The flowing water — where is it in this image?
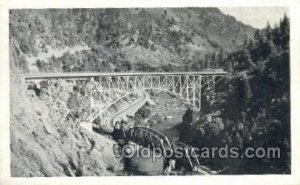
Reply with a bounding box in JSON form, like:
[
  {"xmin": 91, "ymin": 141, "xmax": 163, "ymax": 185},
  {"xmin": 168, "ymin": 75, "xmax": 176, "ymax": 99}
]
[{"xmin": 125, "ymin": 122, "xmax": 181, "ymax": 175}]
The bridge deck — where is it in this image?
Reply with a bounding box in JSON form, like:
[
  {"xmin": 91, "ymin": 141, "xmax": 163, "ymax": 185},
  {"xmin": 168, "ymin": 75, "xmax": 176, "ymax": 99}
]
[{"xmin": 14, "ymin": 71, "xmax": 227, "ymax": 80}]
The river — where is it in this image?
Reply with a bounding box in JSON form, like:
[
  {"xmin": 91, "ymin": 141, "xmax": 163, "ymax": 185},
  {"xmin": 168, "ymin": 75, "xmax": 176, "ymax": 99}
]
[{"xmin": 124, "ymin": 122, "xmax": 181, "ymax": 175}]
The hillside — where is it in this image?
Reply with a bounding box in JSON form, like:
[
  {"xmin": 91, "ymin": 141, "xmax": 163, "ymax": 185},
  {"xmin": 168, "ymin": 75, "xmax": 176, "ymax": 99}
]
[
  {"xmin": 9, "ymin": 8, "xmax": 255, "ymax": 73},
  {"xmin": 178, "ymin": 15, "xmax": 290, "ymax": 174},
  {"xmin": 9, "ymin": 8, "xmax": 260, "ymax": 176},
  {"xmin": 10, "ymin": 78, "xmax": 125, "ymax": 176}
]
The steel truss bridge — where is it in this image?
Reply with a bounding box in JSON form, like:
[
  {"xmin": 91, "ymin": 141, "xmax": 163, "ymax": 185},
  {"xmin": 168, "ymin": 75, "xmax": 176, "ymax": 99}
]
[
  {"xmin": 20, "ymin": 71, "xmax": 226, "ymax": 175},
  {"xmin": 117, "ymin": 125, "xmax": 204, "ymax": 173},
  {"xmin": 125, "ymin": 127, "xmax": 210, "ymax": 174},
  {"xmin": 20, "ymin": 71, "xmax": 227, "ymax": 113},
  {"xmin": 128, "ymin": 127, "xmax": 202, "ymax": 169},
  {"xmin": 129, "ymin": 126, "xmax": 171, "ymax": 151}
]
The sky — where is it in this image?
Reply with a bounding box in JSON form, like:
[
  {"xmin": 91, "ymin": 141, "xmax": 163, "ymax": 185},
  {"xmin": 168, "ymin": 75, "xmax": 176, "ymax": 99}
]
[{"xmin": 219, "ymin": 7, "xmax": 288, "ymax": 29}]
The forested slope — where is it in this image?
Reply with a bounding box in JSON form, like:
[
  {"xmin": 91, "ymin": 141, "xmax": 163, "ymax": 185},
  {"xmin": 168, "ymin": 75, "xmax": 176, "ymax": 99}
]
[
  {"xmin": 10, "ymin": 8, "xmax": 255, "ymax": 73},
  {"xmin": 180, "ymin": 15, "xmax": 290, "ymax": 174}
]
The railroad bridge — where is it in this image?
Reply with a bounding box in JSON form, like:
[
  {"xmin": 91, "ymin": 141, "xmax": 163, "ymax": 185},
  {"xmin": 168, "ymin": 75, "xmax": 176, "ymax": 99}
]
[
  {"xmin": 121, "ymin": 126, "xmax": 212, "ymax": 174},
  {"xmin": 19, "ymin": 71, "xmax": 226, "ymax": 175},
  {"xmin": 129, "ymin": 126, "xmax": 172, "ymax": 150},
  {"xmin": 114, "ymin": 124, "xmax": 207, "ymax": 174},
  {"xmin": 20, "ymin": 71, "xmax": 227, "ymax": 119}
]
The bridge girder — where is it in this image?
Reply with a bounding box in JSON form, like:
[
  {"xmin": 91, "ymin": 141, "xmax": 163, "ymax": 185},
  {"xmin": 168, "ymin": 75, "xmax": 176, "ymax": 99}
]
[
  {"xmin": 24, "ymin": 72, "xmax": 227, "ymax": 122},
  {"xmin": 89, "ymin": 74, "xmax": 224, "ymax": 112},
  {"xmin": 130, "ymin": 126, "xmax": 171, "ymax": 151}
]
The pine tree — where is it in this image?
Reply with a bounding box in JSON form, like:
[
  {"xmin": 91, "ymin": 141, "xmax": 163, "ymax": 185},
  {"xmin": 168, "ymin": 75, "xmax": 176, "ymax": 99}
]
[
  {"xmin": 280, "ymin": 13, "xmax": 289, "ymax": 50},
  {"xmin": 265, "ymin": 21, "xmax": 272, "ymax": 40}
]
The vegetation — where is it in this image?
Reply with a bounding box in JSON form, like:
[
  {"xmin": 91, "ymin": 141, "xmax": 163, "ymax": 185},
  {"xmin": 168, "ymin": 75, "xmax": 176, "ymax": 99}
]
[
  {"xmin": 9, "ymin": 8, "xmax": 255, "ymax": 74},
  {"xmin": 9, "ymin": 8, "xmax": 290, "ymax": 175},
  {"xmin": 180, "ymin": 14, "xmax": 290, "ymax": 174}
]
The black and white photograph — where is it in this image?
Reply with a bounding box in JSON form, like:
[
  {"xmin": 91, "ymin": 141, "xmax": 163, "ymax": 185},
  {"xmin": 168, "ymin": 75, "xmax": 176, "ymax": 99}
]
[
  {"xmin": 8, "ymin": 7, "xmax": 291, "ymax": 176},
  {"xmin": 1, "ymin": 1, "xmax": 300, "ymax": 184}
]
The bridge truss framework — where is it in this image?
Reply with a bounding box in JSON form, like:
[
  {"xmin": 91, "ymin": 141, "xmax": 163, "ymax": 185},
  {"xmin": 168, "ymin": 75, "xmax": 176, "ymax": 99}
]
[
  {"xmin": 89, "ymin": 74, "xmax": 220, "ymax": 111},
  {"xmin": 21, "ymin": 71, "xmax": 227, "ymax": 121}
]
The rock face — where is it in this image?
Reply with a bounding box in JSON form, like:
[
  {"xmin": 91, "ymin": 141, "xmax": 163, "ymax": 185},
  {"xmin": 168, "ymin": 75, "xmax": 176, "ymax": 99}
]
[
  {"xmin": 10, "ymin": 79, "xmax": 124, "ymax": 176},
  {"xmin": 9, "ymin": 8, "xmax": 272, "ymax": 176}
]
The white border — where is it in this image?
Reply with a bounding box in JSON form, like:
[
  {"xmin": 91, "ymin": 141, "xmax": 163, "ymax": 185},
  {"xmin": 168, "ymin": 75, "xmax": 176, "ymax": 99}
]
[{"xmin": 1, "ymin": 0, "xmax": 300, "ymax": 185}]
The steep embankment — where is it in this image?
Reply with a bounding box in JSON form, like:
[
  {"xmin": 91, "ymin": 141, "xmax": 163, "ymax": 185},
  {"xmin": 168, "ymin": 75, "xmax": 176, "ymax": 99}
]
[
  {"xmin": 8, "ymin": 8, "xmax": 257, "ymax": 176},
  {"xmin": 10, "ymin": 78, "xmax": 124, "ymax": 176},
  {"xmin": 132, "ymin": 91, "xmax": 189, "ymax": 142},
  {"xmin": 111, "ymin": 91, "xmax": 151, "ymax": 124}
]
